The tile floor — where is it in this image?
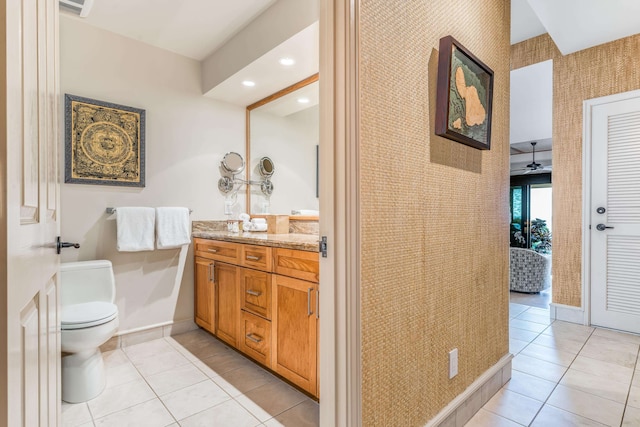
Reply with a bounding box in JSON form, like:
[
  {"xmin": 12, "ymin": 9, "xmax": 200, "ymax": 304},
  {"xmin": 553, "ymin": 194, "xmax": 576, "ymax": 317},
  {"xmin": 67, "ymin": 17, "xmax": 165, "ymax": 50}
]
[
  {"xmin": 62, "ymin": 329, "xmax": 319, "ymax": 427},
  {"xmin": 466, "ymin": 303, "xmax": 640, "ymax": 426},
  {"xmin": 63, "ymin": 304, "xmax": 640, "ymax": 427}
]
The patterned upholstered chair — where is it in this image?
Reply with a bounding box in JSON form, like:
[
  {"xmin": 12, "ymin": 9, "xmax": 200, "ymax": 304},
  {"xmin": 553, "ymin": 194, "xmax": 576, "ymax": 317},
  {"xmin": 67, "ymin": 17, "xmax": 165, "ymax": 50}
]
[{"xmin": 509, "ymin": 248, "xmax": 551, "ymax": 293}]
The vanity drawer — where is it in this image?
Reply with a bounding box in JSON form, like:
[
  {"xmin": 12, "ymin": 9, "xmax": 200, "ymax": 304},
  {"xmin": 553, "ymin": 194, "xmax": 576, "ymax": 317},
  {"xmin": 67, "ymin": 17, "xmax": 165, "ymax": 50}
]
[
  {"xmin": 273, "ymin": 248, "xmax": 319, "ymax": 283},
  {"xmin": 239, "ymin": 311, "xmax": 271, "ymax": 368},
  {"xmin": 194, "ymin": 239, "xmax": 241, "ymax": 263},
  {"xmin": 241, "ymin": 244, "xmax": 272, "ymax": 272},
  {"xmin": 240, "ymin": 268, "xmax": 272, "ymax": 320}
]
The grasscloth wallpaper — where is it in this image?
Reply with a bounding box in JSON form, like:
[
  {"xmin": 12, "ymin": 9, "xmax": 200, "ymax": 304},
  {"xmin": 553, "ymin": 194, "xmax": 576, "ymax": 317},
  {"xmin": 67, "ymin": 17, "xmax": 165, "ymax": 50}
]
[
  {"xmin": 358, "ymin": 1, "xmax": 510, "ymax": 424},
  {"xmin": 512, "ymin": 34, "xmax": 640, "ymax": 307}
]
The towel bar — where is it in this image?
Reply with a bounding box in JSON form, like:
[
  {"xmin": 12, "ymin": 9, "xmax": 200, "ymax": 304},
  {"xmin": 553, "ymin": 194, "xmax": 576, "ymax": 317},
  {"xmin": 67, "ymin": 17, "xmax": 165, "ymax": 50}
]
[{"xmin": 106, "ymin": 207, "xmax": 193, "ymax": 214}]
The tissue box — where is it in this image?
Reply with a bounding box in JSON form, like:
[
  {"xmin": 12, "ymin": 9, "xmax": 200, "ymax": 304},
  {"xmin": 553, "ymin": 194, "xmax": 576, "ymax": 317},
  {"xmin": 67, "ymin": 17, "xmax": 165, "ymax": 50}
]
[{"xmin": 266, "ymin": 215, "xmax": 289, "ymax": 234}]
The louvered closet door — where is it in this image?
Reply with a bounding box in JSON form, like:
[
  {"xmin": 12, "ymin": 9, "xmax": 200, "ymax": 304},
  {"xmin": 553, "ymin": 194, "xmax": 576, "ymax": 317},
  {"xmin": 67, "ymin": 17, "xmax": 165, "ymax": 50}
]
[{"xmin": 591, "ymin": 95, "xmax": 640, "ymax": 334}]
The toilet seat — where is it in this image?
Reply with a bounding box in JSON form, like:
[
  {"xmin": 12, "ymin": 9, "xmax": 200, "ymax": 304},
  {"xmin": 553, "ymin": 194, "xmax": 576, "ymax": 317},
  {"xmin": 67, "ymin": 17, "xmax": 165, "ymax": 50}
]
[{"xmin": 62, "ymin": 302, "xmax": 118, "ymax": 330}]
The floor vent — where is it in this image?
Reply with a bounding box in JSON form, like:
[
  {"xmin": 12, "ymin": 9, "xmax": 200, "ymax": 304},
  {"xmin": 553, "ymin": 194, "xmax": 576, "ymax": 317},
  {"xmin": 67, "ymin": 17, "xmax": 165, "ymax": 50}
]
[{"xmin": 59, "ymin": 0, "xmax": 94, "ymax": 18}]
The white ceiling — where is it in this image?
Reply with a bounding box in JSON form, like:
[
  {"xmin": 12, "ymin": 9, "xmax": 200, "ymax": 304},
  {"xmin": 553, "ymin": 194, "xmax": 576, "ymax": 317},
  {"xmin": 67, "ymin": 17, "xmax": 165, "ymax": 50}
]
[
  {"xmin": 512, "ymin": 0, "xmax": 640, "ymax": 54},
  {"xmin": 61, "ymin": 0, "xmax": 277, "ymax": 60},
  {"xmin": 204, "ymin": 22, "xmax": 319, "ymax": 106}
]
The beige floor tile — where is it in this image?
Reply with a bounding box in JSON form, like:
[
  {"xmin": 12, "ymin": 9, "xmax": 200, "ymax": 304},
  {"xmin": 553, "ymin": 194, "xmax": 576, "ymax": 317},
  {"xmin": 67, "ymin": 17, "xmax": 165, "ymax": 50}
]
[
  {"xmin": 570, "ymin": 356, "xmax": 634, "ymax": 385},
  {"xmin": 623, "ymin": 406, "xmax": 640, "ymax": 426},
  {"xmin": 104, "ymin": 361, "xmax": 142, "ymax": 389},
  {"xmin": 170, "ymin": 330, "xmax": 229, "ymax": 360},
  {"xmin": 628, "ymin": 386, "xmax": 640, "ymax": 409},
  {"xmin": 509, "ymin": 327, "xmax": 540, "ymax": 343},
  {"xmin": 235, "ymin": 381, "xmax": 307, "ymax": 422},
  {"xmin": 512, "ymin": 354, "xmax": 567, "ymax": 382},
  {"xmin": 263, "ymin": 400, "xmax": 319, "ymax": 427},
  {"xmin": 509, "ymin": 338, "xmax": 528, "ymax": 355},
  {"xmin": 542, "ymin": 322, "xmax": 594, "ymax": 341},
  {"xmin": 87, "ymin": 378, "xmax": 155, "ymax": 419},
  {"xmin": 510, "ymin": 319, "xmax": 548, "ymax": 333},
  {"xmin": 503, "ymin": 370, "xmax": 557, "ymax": 402},
  {"xmin": 532, "ymin": 333, "xmax": 586, "ymax": 354},
  {"xmin": 531, "ymin": 404, "xmax": 607, "ymax": 427},
  {"xmin": 464, "ymin": 409, "xmax": 522, "ymax": 427},
  {"xmin": 93, "ymin": 399, "xmax": 174, "ymax": 427},
  {"xmin": 516, "ymin": 311, "xmax": 552, "ymax": 325},
  {"xmin": 101, "ymin": 349, "xmax": 130, "ymax": 367},
  {"xmin": 520, "ymin": 343, "xmax": 576, "ymax": 367},
  {"xmin": 580, "ymin": 336, "xmax": 638, "ymax": 368},
  {"xmin": 131, "ymin": 348, "xmax": 191, "ymax": 377},
  {"xmin": 211, "ymin": 363, "xmax": 276, "ymax": 397},
  {"xmin": 199, "ymin": 349, "xmax": 254, "ymax": 376},
  {"xmin": 526, "ymin": 307, "xmax": 551, "ymax": 316},
  {"xmin": 178, "ymin": 399, "xmax": 261, "ymax": 427},
  {"xmin": 77, "ymin": 423, "xmax": 94, "ymax": 427},
  {"xmin": 547, "ymin": 385, "xmax": 625, "ymax": 426},
  {"xmin": 592, "ymin": 328, "xmax": 640, "ymax": 345},
  {"xmin": 483, "ymin": 388, "xmax": 543, "ymax": 425},
  {"xmin": 634, "ymin": 371, "xmax": 640, "ymax": 388},
  {"xmin": 145, "ymin": 363, "xmax": 208, "ymax": 396},
  {"xmin": 122, "ymin": 338, "xmax": 176, "ymax": 363},
  {"xmin": 160, "ymin": 380, "xmax": 231, "ymax": 421},
  {"xmin": 560, "ymin": 368, "xmax": 629, "ymax": 403},
  {"xmin": 509, "ymin": 303, "xmax": 530, "ymax": 318},
  {"xmin": 62, "ymin": 402, "xmax": 92, "ymax": 427}
]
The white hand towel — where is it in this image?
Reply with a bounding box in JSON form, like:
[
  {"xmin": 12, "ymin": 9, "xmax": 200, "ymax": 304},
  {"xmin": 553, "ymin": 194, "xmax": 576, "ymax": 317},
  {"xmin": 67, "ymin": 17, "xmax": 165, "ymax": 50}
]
[
  {"xmin": 116, "ymin": 207, "xmax": 156, "ymax": 252},
  {"xmin": 156, "ymin": 207, "xmax": 191, "ymax": 250}
]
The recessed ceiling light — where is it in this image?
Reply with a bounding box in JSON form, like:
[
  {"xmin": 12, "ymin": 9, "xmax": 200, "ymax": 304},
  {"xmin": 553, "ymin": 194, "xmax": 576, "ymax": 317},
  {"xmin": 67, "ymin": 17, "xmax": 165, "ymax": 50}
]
[
  {"xmin": 279, "ymin": 57, "xmax": 295, "ymax": 66},
  {"xmin": 297, "ymin": 97, "xmax": 310, "ymax": 104},
  {"xmin": 242, "ymin": 80, "xmax": 256, "ymax": 87}
]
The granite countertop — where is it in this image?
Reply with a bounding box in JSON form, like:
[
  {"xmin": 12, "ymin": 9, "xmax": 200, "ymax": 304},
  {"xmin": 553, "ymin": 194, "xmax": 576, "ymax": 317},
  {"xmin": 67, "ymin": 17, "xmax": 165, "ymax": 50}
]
[{"xmin": 192, "ymin": 231, "xmax": 319, "ymax": 252}]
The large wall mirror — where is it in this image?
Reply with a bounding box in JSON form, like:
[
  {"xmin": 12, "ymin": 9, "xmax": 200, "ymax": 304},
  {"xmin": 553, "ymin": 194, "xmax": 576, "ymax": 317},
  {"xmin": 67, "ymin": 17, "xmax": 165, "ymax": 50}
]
[{"xmin": 246, "ymin": 74, "xmax": 319, "ymax": 217}]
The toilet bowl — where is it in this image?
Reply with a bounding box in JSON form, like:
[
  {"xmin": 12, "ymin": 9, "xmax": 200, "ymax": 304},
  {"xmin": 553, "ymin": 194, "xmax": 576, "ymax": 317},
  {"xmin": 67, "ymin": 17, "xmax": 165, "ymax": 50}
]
[{"xmin": 61, "ymin": 260, "xmax": 119, "ymax": 403}]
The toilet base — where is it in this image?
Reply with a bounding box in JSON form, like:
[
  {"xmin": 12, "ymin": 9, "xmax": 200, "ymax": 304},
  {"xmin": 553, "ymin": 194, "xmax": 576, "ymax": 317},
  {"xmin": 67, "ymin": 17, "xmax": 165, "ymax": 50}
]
[{"xmin": 62, "ymin": 348, "xmax": 106, "ymax": 403}]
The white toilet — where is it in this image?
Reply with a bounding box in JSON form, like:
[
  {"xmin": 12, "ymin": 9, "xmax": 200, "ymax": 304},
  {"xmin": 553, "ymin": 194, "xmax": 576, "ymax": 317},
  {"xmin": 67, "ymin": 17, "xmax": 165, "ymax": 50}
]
[{"xmin": 61, "ymin": 260, "xmax": 119, "ymax": 403}]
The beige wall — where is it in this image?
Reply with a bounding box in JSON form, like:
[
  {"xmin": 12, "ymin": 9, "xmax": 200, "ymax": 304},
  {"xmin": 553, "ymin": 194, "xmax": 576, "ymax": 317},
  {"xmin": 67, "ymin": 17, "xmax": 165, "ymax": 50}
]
[
  {"xmin": 512, "ymin": 33, "xmax": 640, "ymax": 307},
  {"xmin": 60, "ymin": 16, "xmax": 245, "ymax": 333},
  {"xmin": 358, "ymin": 1, "xmax": 510, "ymax": 424}
]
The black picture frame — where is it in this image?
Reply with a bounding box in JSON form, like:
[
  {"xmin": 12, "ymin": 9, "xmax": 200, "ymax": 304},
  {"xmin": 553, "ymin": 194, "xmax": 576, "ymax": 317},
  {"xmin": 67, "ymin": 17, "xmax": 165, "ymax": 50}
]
[
  {"xmin": 435, "ymin": 36, "xmax": 494, "ymax": 150},
  {"xmin": 65, "ymin": 94, "xmax": 146, "ymax": 187}
]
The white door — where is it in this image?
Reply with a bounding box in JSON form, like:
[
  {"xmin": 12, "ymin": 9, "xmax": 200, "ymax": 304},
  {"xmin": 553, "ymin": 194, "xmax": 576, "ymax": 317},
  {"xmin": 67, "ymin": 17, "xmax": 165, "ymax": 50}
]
[
  {"xmin": 589, "ymin": 91, "xmax": 640, "ymax": 334},
  {"xmin": 2, "ymin": 0, "xmax": 61, "ymax": 425}
]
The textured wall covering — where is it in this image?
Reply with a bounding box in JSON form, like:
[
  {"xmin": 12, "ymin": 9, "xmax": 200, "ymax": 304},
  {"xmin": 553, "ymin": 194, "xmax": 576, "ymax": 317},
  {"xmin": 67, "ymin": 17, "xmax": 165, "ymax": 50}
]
[
  {"xmin": 512, "ymin": 34, "xmax": 640, "ymax": 307},
  {"xmin": 358, "ymin": 1, "xmax": 510, "ymax": 425}
]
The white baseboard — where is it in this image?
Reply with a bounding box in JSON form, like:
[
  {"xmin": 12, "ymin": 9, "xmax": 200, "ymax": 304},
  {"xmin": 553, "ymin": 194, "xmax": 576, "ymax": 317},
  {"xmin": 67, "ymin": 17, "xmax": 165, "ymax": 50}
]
[
  {"xmin": 424, "ymin": 354, "xmax": 513, "ymax": 427},
  {"xmin": 550, "ymin": 303, "xmax": 586, "ymax": 325},
  {"xmin": 100, "ymin": 319, "xmax": 199, "ymax": 351}
]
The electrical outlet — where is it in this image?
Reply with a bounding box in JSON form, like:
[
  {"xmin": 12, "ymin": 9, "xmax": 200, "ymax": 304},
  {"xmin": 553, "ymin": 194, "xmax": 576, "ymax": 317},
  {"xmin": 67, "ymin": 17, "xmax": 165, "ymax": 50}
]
[{"xmin": 449, "ymin": 348, "xmax": 458, "ymax": 379}]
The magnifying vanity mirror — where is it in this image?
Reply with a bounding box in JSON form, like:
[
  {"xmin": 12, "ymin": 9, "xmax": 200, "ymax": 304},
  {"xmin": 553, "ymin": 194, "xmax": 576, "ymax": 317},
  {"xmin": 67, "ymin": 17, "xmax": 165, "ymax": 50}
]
[
  {"xmin": 221, "ymin": 152, "xmax": 245, "ymax": 175},
  {"xmin": 246, "ymin": 74, "xmax": 319, "ymax": 217}
]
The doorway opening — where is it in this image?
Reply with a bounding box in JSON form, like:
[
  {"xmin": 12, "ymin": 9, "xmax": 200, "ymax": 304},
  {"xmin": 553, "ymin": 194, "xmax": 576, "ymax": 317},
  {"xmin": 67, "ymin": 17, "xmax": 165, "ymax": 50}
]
[{"xmin": 509, "ymin": 174, "xmax": 552, "ymax": 309}]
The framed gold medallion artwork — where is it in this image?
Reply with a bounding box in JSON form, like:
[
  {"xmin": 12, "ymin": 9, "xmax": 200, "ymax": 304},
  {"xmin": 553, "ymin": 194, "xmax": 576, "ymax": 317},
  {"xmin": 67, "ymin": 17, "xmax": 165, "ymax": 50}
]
[
  {"xmin": 435, "ymin": 35, "xmax": 494, "ymax": 150},
  {"xmin": 65, "ymin": 94, "xmax": 146, "ymax": 187}
]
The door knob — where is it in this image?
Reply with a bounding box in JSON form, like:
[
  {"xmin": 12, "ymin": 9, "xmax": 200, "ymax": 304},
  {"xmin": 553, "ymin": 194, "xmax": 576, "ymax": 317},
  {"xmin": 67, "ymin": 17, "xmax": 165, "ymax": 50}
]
[
  {"xmin": 596, "ymin": 207, "xmax": 606, "ymax": 214},
  {"xmin": 596, "ymin": 224, "xmax": 614, "ymax": 231},
  {"xmin": 56, "ymin": 236, "xmax": 80, "ymax": 254}
]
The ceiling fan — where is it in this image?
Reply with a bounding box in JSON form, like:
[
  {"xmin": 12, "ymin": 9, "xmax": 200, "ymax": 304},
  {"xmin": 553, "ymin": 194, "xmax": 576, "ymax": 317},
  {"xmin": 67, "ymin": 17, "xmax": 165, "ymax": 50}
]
[{"xmin": 511, "ymin": 141, "xmax": 552, "ymax": 175}]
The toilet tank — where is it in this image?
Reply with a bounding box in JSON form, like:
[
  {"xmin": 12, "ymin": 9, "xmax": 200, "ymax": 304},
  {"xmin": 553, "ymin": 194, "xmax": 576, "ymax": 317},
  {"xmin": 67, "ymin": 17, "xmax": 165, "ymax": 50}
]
[{"xmin": 60, "ymin": 260, "xmax": 116, "ymax": 306}]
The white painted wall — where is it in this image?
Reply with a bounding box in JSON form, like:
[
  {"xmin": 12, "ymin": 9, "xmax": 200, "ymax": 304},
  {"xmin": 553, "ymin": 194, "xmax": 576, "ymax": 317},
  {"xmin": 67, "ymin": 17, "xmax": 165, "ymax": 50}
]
[
  {"xmin": 60, "ymin": 16, "xmax": 246, "ymax": 333},
  {"xmin": 510, "ymin": 60, "xmax": 553, "ymax": 144},
  {"xmin": 250, "ymin": 104, "xmax": 319, "ymax": 215}
]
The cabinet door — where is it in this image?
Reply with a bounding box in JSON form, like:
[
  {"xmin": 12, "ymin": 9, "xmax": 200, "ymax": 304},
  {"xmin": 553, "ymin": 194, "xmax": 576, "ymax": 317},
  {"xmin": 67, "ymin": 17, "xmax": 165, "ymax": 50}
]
[
  {"xmin": 194, "ymin": 257, "xmax": 215, "ymax": 333},
  {"xmin": 215, "ymin": 262, "xmax": 240, "ymax": 347},
  {"xmin": 273, "ymin": 275, "xmax": 318, "ymax": 396}
]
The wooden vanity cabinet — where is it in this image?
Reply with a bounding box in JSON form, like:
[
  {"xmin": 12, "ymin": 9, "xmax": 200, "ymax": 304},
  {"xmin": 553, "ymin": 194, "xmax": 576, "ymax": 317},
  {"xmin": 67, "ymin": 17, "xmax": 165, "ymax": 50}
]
[
  {"xmin": 193, "ymin": 238, "xmax": 319, "ymax": 397},
  {"xmin": 194, "ymin": 257, "xmax": 215, "ymax": 333},
  {"xmin": 273, "ymin": 274, "xmax": 318, "ymax": 396}
]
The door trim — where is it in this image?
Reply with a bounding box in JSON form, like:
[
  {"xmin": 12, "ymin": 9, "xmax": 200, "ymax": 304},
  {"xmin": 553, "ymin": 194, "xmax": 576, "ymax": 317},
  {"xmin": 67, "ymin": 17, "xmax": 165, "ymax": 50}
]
[
  {"xmin": 582, "ymin": 89, "xmax": 640, "ymax": 328},
  {"xmin": 319, "ymin": 0, "xmax": 361, "ymax": 425}
]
